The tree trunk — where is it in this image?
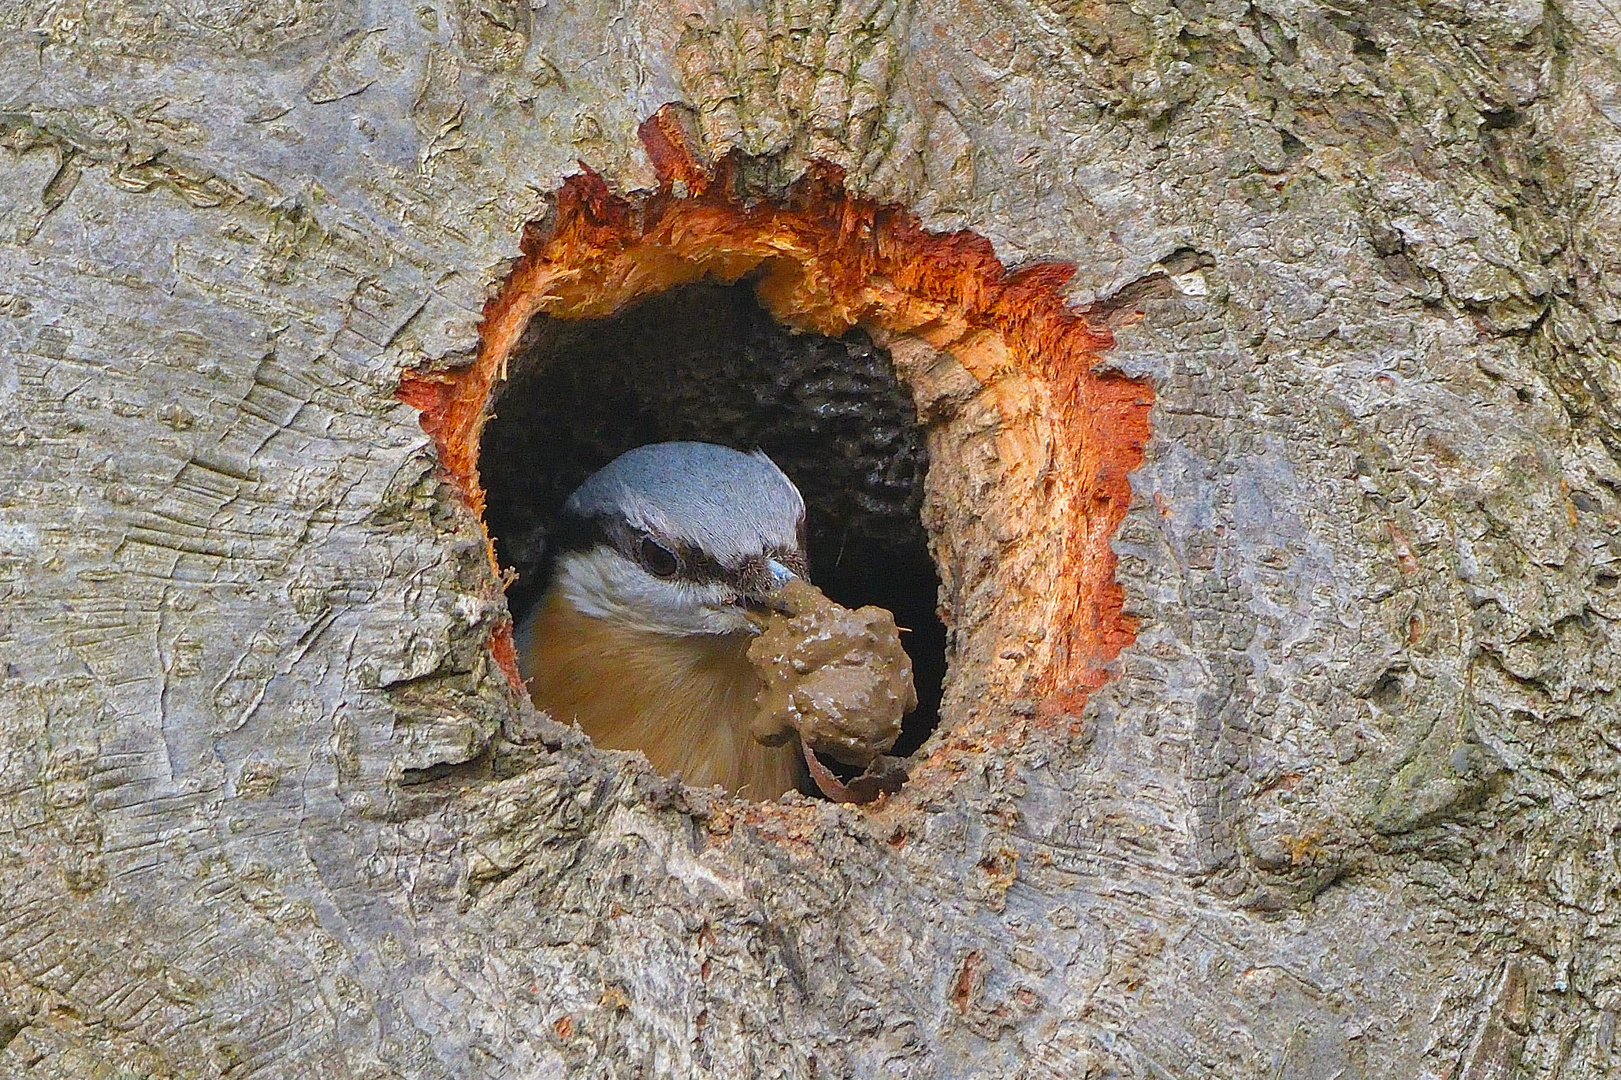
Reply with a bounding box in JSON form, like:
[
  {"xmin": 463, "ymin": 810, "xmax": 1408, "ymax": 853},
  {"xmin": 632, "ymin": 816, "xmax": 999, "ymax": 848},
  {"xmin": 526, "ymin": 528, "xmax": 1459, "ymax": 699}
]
[{"xmin": 3, "ymin": 1, "xmax": 1619, "ymax": 1077}]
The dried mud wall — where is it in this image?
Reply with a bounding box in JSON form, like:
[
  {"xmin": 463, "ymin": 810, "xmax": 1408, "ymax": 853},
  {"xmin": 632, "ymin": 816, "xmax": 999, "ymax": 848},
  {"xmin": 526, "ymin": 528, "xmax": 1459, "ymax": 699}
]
[{"xmin": 2, "ymin": 1, "xmax": 1621, "ymax": 1077}]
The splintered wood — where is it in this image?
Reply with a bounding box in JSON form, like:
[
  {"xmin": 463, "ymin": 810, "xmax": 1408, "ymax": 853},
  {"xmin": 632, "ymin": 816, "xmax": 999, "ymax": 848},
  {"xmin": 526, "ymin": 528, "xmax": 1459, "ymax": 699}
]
[
  {"xmin": 746, "ymin": 579, "xmax": 916, "ymax": 803},
  {"xmin": 399, "ymin": 102, "xmax": 1153, "ymax": 765}
]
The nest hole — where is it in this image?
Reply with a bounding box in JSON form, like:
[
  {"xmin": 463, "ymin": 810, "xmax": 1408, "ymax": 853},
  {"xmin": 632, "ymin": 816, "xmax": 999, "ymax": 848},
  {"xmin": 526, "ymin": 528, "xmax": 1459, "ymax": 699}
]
[
  {"xmin": 479, "ymin": 277, "xmax": 949, "ymax": 762},
  {"xmin": 398, "ymin": 116, "xmax": 1151, "ymax": 804}
]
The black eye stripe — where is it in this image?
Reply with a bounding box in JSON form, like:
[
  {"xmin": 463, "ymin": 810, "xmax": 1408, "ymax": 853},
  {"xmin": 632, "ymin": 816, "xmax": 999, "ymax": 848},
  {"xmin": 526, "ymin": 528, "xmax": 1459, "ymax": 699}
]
[
  {"xmin": 607, "ymin": 523, "xmax": 717, "ymax": 582},
  {"xmin": 553, "ymin": 510, "xmax": 806, "ymax": 587}
]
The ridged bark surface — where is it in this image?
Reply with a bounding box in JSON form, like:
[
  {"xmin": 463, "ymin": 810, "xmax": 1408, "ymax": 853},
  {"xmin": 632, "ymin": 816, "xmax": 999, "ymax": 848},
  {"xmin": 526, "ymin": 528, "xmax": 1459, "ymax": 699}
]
[{"xmin": 2, "ymin": 1, "xmax": 1620, "ymax": 1077}]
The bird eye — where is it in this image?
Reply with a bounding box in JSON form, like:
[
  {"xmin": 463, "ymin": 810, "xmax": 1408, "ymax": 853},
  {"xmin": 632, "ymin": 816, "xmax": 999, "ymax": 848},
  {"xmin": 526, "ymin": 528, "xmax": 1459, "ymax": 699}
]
[{"xmin": 639, "ymin": 538, "xmax": 680, "ymax": 579}]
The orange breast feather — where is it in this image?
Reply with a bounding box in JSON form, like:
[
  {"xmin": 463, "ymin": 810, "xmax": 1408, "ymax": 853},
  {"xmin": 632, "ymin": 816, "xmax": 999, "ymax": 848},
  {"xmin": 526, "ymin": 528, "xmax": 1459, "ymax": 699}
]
[{"xmin": 520, "ymin": 592, "xmax": 799, "ymax": 799}]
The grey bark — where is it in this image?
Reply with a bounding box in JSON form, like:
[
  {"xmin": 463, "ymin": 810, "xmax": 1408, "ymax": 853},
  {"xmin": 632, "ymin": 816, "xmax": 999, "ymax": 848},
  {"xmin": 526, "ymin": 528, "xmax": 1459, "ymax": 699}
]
[{"xmin": 1, "ymin": 0, "xmax": 1620, "ymax": 1078}]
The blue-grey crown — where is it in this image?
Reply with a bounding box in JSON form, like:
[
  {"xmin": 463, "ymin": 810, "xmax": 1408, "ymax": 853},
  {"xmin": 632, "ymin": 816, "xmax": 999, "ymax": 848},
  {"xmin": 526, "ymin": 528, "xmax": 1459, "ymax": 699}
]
[{"xmin": 564, "ymin": 442, "xmax": 805, "ymax": 565}]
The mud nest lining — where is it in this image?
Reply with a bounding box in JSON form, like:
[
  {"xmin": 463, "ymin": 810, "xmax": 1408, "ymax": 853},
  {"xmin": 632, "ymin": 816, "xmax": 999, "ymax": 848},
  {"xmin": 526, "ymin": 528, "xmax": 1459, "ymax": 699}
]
[{"xmin": 479, "ymin": 278, "xmax": 948, "ymax": 757}]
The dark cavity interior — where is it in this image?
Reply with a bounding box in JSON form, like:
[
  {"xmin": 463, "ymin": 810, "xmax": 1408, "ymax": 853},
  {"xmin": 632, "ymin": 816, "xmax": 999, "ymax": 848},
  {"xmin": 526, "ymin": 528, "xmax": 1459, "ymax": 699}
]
[{"xmin": 480, "ymin": 278, "xmax": 947, "ymax": 763}]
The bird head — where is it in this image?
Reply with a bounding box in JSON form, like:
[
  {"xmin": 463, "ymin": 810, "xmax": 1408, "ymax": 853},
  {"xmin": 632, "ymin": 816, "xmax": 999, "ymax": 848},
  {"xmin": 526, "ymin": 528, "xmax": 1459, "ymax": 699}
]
[{"xmin": 544, "ymin": 442, "xmax": 810, "ymax": 636}]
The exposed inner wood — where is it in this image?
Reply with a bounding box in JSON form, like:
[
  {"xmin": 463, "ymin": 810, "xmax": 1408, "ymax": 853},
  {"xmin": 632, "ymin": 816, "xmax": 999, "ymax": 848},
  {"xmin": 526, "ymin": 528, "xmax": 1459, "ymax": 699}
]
[{"xmin": 399, "ymin": 104, "xmax": 1153, "ymax": 765}]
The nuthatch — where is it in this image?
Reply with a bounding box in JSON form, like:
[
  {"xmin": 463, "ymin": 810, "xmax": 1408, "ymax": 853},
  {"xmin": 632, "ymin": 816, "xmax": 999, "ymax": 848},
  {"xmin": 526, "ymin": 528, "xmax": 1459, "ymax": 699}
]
[{"xmin": 516, "ymin": 442, "xmax": 809, "ymax": 798}]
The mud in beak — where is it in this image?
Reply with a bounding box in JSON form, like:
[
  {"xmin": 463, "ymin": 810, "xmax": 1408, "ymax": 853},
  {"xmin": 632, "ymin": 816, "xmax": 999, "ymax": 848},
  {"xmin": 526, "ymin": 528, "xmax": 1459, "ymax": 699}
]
[{"xmin": 739, "ymin": 556, "xmax": 803, "ymax": 617}]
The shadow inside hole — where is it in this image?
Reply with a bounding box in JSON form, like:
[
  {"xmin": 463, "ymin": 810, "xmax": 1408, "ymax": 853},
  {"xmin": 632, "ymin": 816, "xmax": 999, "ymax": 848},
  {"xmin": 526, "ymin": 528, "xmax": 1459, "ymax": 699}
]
[{"xmin": 480, "ymin": 278, "xmax": 948, "ymax": 768}]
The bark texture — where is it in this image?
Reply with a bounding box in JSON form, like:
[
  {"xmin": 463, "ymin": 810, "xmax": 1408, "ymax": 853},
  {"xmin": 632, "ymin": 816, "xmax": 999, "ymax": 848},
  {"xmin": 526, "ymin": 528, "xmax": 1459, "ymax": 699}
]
[{"xmin": 2, "ymin": 1, "xmax": 1621, "ymax": 1078}]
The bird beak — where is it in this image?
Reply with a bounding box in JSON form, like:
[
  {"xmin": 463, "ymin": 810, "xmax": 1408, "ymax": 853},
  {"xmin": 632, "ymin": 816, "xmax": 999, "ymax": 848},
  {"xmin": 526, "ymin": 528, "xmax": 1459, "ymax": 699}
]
[
  {"xmin": 756, "ymin": 559, "xmax": 800, "ymax": 613},
  {"xmin": 741, "ymin": 558, "xmax": 801, "ymax": 620}
]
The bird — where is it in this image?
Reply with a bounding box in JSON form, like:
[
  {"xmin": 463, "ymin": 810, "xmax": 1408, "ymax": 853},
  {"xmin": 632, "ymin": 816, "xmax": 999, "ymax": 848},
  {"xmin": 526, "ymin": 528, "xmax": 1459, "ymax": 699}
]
[{"xmin": 514, "ymin": 442, "xmax": 810, "ymax": 799}]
